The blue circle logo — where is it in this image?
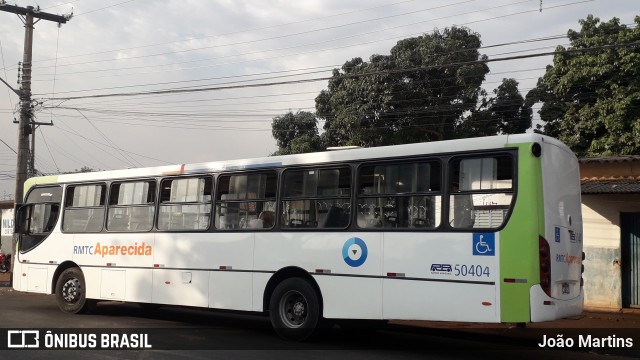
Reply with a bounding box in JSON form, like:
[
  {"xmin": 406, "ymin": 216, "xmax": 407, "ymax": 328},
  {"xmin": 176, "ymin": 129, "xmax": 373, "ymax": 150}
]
[{"xmin": 342, "ymin": 237, "xmax": 368, "ymax": 267}]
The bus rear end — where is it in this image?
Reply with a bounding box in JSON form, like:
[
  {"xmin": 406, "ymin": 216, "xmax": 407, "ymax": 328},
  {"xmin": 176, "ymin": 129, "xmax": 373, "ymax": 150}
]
[{"xmin": 531, "ymin": 137, "xmax": 584, "ymax": 321}]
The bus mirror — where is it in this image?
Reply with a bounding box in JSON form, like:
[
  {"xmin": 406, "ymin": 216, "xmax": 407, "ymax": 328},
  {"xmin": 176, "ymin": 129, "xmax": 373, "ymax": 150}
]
[{"xmin": 14, "ymin": 204, "xmax": 31, "ymax": 234}]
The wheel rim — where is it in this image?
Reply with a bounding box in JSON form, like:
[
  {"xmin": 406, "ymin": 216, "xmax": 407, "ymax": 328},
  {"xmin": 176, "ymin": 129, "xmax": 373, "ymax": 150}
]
[
  {"xmin": 61, "ymin": 278, "xmax": 82, "ymax": 304},
  {"xmin": 279, "ymin": 290, "xmax": 308, "ymax": 328}
]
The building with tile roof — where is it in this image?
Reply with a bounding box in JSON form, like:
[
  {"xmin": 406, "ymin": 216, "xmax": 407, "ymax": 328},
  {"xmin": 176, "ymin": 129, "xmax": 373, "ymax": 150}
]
[{"xmin": 579, "ymin": 156, "xmax": 640, "ymax": 310}]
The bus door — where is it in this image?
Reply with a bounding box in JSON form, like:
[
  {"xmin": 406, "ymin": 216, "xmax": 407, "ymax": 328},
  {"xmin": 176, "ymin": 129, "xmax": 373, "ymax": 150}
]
[{"xmin": 14, "ymin": 186, "xmax": 63, "ymax": 292}]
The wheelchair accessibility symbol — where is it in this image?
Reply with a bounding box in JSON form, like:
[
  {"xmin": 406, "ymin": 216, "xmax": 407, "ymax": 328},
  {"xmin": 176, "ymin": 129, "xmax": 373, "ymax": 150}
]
[
  {"xmin": 473, "ymin": 233, "xmax": 495, "ymax": 256},
  {"xmin": 342, "ymin": 237, "xmax": 368, "ymax": 267}
]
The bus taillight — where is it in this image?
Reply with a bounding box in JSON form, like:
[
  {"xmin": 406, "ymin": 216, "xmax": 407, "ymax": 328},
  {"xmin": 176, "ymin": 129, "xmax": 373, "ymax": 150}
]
[{"xmin": 539, "ymin": 236, "xmax": 551, "ymax": 297}]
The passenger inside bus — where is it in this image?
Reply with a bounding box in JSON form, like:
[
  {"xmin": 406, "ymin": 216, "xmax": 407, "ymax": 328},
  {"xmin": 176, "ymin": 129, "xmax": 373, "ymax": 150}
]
[{"xmin": 259, "ymin": 211, "xmax": 274, "ymax": 228}]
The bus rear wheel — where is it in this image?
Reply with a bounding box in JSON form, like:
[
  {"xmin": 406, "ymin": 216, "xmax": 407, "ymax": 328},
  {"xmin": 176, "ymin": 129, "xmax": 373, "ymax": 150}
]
[
  {"xmin": 55, "ymin": 267, "xmax": 89, "ymax": 314},
  {"xmin": 269, "ymin": 278, "xmax": 320, "ymax": 341}
]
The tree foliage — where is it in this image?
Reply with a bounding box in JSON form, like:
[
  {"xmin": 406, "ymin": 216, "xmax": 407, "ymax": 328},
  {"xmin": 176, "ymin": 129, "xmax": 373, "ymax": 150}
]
[
  {"xmin": 270, "ymin": 26, "xmax": 532, "ymax": 154},
  {"xmin": 316, "ymin": 27, "xmax": 497, "ymax": 148},
  {"xmin": 271, "ymin": 111, "xmax": 323, "ymax": 155},
  {"xmin": 526, "ymin": 15, "xmax": 640, "ymax": 156},
  {"xmin": 462, "ymin": 78, "xmax": 532, "ymax": 137}
]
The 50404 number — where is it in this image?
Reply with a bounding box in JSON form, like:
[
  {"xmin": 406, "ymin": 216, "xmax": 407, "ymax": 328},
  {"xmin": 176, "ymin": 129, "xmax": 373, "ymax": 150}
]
[{"xmin": 454, "ymin": 264, "xmax": 490, "ymax": 277}]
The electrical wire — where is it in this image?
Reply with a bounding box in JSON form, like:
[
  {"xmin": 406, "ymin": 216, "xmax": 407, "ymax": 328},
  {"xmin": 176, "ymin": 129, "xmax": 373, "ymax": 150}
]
[
  {"xmin": 0, "ymin": 39, "xmax": 15, "ymax": 113},
  {"xmin": 25, "ymin": 0, "xmax": 472, "ymax": 68},
  {"xmin": 73, "ymin": 0, "xmax": 136, "ymax": 17},
  {"xmin": 38, "ymin": 127, "xmax": 60, "ymax": 172},
  {"xmin": 68, "ymin": 66, "xmax": 547, "ymax": 108},
  {"xmin": 51, "ymin": 121, "xmax": 176, "ymax": 164},
  {"xmin": 75, "ymin": 109, "xmax": 141, "ymax": 167},
  {"xmin": 30, "ymin": 0, "xmax": 423, "ymax": 64},
  {"xmin": 44, "ymin": 41, "xmax": 640, "ymax": 101},
  {"xmin": 30, "ymin": 0, "xmax": 556, "ymax": 76}
]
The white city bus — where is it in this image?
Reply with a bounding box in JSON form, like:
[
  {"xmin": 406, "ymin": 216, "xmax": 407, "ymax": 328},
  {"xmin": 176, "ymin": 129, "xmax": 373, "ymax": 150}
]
[{"xmin": 13, "ymin": 133, "xmax": 583, "ymax": 340}]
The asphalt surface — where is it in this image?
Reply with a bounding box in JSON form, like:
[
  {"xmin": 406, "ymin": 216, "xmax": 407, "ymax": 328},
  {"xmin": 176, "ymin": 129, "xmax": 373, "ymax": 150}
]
[{"xmin": 0, "ymin": 285, "xmax": 638, "ymax": 359}]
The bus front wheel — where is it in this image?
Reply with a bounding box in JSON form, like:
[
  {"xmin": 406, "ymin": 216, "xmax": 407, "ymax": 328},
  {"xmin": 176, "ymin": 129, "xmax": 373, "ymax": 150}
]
[
  {"xmin": 55, "ymin": 267, "xmax": 89, "ymax": 314},
  {"xmin": 269, "ymin": 278, "xmax": 320, "ymax": 341}
]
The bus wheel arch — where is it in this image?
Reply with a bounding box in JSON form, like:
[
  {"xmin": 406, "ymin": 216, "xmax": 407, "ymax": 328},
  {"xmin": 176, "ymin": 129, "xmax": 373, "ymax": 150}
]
[
  {"xmin": 53, "ymin": 264, "xmax": 91, "ymax": 314},
  {"xmin": 263, "ymin": 267, "xmax": 324, "ymax": 341},
  {"xmin": 263, "ymin": 267, "xmax": 323, "ymax": 315},
  {"xmin": 51, "ymin": 261, "xmax": 81, "ymax": 295}
]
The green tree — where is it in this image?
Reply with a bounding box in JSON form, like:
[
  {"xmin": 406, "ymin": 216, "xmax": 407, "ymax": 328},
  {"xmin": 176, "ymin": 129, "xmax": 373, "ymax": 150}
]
[
  {"xmin": 271, "ymin": 111, "xmax": 323, "ymax": 155},
  {"xmin": 271, "ymin": 27, "xmax": 532, "ymax": 154},
  {"xmin": 316, "ymin": 27, "xmax": 494, "ymax": 148},
  {"xmin": 463, "ymin": 78, "xmax": 532, "ymax": 137},
  {"xmin": 526, "ymin": 15, "xmax": 640, "ymax": 156}
]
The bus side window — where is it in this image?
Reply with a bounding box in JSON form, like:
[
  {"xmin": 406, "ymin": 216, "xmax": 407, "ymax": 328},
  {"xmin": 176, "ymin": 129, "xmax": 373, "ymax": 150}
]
[
  {"xmin": 158, "ymin": 177, "xmax": 212, "ymax": 231},
  {"xmin": 281, "ymin": 167, "xmax": 351, "ymax": 229},
  {"xmin": 356, "ymin": 161, "xmax": 441, "ymax": 229},
  {"xmin": 215, "ymin": 172, "xmax": 276, "ymax": 230},
  {"xmin": 62, "ymin": 184, "xmax": 106, "ymax": 233},
  {"xmin": 107, "ymin": 180, "xmax": 156, "ymax": 232},
  {"xmin": 449, "ymin": 156, "xmax": 514, "ymax": 229}
]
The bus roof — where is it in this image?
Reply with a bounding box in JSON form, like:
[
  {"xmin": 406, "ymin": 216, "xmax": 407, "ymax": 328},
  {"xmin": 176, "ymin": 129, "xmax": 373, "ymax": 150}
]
[{"xmin": 35, "ymin": 133, "xmax": 561, "ymax": 186}]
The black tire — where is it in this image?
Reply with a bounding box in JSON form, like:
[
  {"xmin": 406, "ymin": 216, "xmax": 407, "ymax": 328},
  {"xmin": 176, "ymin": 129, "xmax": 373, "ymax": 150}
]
[
  {"xmin": 269, "ymin": 277, "xmax": 321, "ymax": 341},
  {"xmin": 55, "ymin": 267, "xmax": 90, "ymax": 314}
]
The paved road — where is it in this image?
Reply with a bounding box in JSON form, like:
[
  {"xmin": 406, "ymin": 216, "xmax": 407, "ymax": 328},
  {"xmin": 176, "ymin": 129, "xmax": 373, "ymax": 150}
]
[{"xmin": 0, "ymin": 287, "xmax": 636, "ymax": 360}]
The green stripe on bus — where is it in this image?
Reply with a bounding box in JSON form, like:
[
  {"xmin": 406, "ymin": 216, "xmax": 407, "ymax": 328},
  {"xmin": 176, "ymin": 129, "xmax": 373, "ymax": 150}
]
[
  {"xmin": 499, "ymin": 142, "xmax": 544, "ymax": 322},
  {"xmin": 23, "ymin": 175, "xmax": 59, "ymax": 198}
]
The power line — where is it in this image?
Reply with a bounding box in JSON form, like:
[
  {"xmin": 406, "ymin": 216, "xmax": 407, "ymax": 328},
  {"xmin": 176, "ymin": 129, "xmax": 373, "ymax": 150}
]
[
  {"xmin": 39, "ymin": 0, "xmax": 482, "ymax": 70},
  {"xmin": 66, "ymin": 67, "xmax": 546, "ymax": 108},
  {"xmin": 38, "ymin": 127, "xmax": 60, "ymax": 172},
  {"xmin": 43, "ymin": 75, "xmax": 634, "ymax": 135},
  {"xmin": 33, "ymin": 32, "xmax": 562, "ymax": 96},
  {"xmin": 29, "ymin": 1, "xmax": 605, "ymax": 88},
  {"xmin": 37, "ymin": 65, "xmax": 337, "ymax": 95},
  {"xmin": 0, "ymin": 39, "xmax": 15, "ymax": 112},
  {"xmin": 21, "ymin": 0, "xmax": 442, "ymax": 65},
  {"xmin": 74, "ymin": 0, "xmax": 136, "ymax": 17},
  {"xmin": 51, "ymin": 121, "xmax": 175, "ymax": 165},
  {"xmin": 43, "ymin": 67, "xmax": 632, "ymax": 124},
  {"xmin": 30, "ymin": 0, "xmax": 550, "ymax": 77},
  {"xmin": 41, "ymin": 0, "xmax": 82, "ymax": 11},
  {"xmin": 51, "ymin": 118, "xmax": 116, "ymax": 169},
  {"xmin": 0, "ymin": 137, "xmax": 17, "ymax": 154},
  {"xmin": 44, "ymin": 41, "xmax": 640, "ymax": 101},
  {"xmin": 75, "ymin": 109, "xmax": 141, "ymax": 167}
]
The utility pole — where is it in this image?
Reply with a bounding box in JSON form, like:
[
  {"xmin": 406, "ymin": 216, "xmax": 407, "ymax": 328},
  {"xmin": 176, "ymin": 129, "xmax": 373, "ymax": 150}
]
[
  {"xmin": 0, "ymin": 3, "xmax": 69, "ymax": 203},
  {"xmin": 0, "ymin": 2, "xmax": 70, "ymax": 284}
]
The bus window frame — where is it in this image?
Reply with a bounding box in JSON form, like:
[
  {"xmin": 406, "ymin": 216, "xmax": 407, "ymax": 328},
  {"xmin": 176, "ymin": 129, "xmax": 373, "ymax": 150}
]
[
  {"xmin": 280, "ymin": 164, "xmax": 352, "ymax": 231},
  {"xmin": 156, "ymin": 174, "xmax": 214, "ymax": 232},
  {"xmin": 354, "ymin": 157, "xmax": 444, "ymax": 231},
  {"xmin": 61, "ymin": 182, "xmax": 108, "ymax": 234},
  {"xmin": 214, "ymin": 170, "xmax": 278, "ymax": 231},
  {"xmin": 106, "ymin": 178, "xmax": 157, "ymax": 233},
  {"xmin": 445, "ymin": 150, "xmax": 518, "ymax": 232}
]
